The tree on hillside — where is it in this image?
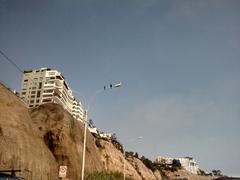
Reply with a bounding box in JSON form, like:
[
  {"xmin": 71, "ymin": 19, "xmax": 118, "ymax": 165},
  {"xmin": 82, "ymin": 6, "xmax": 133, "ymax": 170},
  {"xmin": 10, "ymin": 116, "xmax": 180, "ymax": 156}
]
[
  {"xmin": 198, "ymin": 169, "xmax": 206, "ymax": 176},
  {"xmin": 125, "ymin": 151, "xmax": 134, "ymax": 158},
  {"xmin": 110, "ymin": 133, "xmax": 123, "ymax": 153},
  {"xmin": 134, "ymin": 152, "xmax": 139, "ymax": 159},
  {"xmin": 172, "ymin": 159, "xmax": 181, "ymax": 168},
  {"xmin": 88, "ymin": 119, "xmax": 95, "ymax": 128},
  {"xmin": 111, "ymin": 133, "xmax": 117, "ymax": 141},
  {"xmin": 140, "ymin": 156, "xmax": 158, "ymax": 171},
  {"xmin": 212, "ymin": 170, "xmax": 222, "ymax": 176}
]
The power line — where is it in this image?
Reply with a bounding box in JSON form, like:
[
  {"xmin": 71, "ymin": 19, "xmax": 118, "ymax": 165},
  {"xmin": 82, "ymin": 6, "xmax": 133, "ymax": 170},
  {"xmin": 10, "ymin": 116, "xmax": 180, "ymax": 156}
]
[
  {"xmin": 0, "ymin": 49, "xmax": 38, "ymax": 86},
  {"xmin": 0, "ymin": 49, "xmax": 23, "ymax": 73}
]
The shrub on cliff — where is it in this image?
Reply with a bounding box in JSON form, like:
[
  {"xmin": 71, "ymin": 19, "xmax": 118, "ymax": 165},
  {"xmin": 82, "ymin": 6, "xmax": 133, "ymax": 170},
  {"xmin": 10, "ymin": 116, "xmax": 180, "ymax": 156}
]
[
  {"xmin": 140, "ymin": 156, "xmax": 158, "ymax": 171},
  {"xmin": 110, "ymin": 134, "xmax": 123, "ymax": 153},
  {"xmin": 171, "ymin": 159, "xmax": 182, "ymax": 171},
  {"xmin": 86, "ymin": 171, "xmax": 133, "ymax": 180}
]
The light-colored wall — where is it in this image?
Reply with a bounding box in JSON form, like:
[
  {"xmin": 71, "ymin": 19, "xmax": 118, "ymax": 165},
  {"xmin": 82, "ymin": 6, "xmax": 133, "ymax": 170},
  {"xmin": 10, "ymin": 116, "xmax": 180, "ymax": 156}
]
[
  {"xmin": 156, "ymin": 156, "xmax": 199, "ymax": 174},
  {"xmin": 99, "ymin": 132, "xmax": 112, "ymax": 139},
  {"xmin": 20, "ymin": 67, "xmax": 84, "ymax": 122}
]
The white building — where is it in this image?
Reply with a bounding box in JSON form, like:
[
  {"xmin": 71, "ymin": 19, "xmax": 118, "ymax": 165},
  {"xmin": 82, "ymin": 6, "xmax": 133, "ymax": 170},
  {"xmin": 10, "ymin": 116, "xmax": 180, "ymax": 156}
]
[
  {"xmin": 178, "ymin": 157, "xmax": 199, "ymax": 175},
  {"xmin": 99, "ymin": 132, "xmax": 112, "ymax": 140},
  {"xmin": 72, "ymin": 99, "xmax": 84, "ymax": 121},
  {"xmin": 88, "ymin": 127, "xmax": 98, "ymax": 135},
  {"xmin": 156, "ymin": 156, "xmax": 199, "ymax": 174},
  {"xmin": 20, "ymin": 67, "xmax": 84, "ymax": 121},
  {"xmin": 156, "ymin": 156, "xmax": 174, "ymax": 165}
]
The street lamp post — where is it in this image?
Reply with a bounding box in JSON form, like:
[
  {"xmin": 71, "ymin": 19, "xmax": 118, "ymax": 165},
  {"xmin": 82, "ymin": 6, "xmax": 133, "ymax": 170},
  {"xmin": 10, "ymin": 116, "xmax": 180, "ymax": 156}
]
[
  {"xmin": 81, "ymin": 109, "xmax": 88, "ymax": 180},
  {"xmin": 80, "ymin": 82, "xmax": 122, "ymax": 180},
  {"xmin": 123, "ymin": 136, "xmax": 142, "ymax": 180},
  {"xmin": 123, "ymin": 149, "xmax": 126, "ymax": 180}
]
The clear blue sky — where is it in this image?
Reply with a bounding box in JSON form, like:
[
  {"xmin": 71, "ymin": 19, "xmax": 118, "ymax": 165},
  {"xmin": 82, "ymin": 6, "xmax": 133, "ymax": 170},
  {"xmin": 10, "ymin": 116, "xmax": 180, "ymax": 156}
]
[{"xmin": 0, "ymin": 0, "xmax": 240, "ymax": 176}]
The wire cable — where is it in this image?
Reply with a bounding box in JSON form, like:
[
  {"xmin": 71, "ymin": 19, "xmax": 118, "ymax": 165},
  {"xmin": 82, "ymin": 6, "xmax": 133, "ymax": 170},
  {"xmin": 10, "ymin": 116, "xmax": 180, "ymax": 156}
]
[
  {"xmin": 0, "ymin": 49, "xmax": 39, "ymax": 86},
  {"xmin": 0, "ymin": 49, "xmax": 23, "ymax": 73}
]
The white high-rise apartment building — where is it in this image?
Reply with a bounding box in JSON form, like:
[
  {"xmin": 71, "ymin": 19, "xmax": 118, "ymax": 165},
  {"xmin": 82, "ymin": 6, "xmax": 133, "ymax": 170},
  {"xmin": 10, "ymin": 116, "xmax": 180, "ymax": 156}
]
[{"xmin": 20, "ymin": 67, "xmax": 84, "ymax": 121}]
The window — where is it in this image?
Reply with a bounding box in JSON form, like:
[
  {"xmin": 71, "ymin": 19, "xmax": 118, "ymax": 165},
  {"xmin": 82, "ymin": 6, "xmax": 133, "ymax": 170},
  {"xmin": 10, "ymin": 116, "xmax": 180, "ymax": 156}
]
[
  {"xmin": 22, "ymin": 92, "xmax": 26, "ymax": 95},
  {"xmin": 36, "ymin": 99, "xmax": 40, "ymax": 103},
  {"xmin": 54, "ymin": 92, "xmax": 61, "ymax": 99},
  {"xmin": 43, "ymin": 99, "xmax": 51, "ymax": 103},
  {"xmin": 56, "ymin": 76, "xmax": 63, "ymax": 80},
  {"xmin": 37, "ymin": 91, "xmax": 41, "ymax": 97},
  {"xmin": 24, "ymin": 79, "xmax": 28, "ymax": 82},
  {"xmin": 48, "ymin": 72, "xmax": 55, "ymax": 75},
  {"xmin": 24, "ymin": 70, "xmax": 32, "ymax": 73},
  {"xmin": 31, "ymin": 91, "xmax": 36, "ymax": 94},
  {"xmin": 30, "ymin": 100, "xmax": 34, "ymax": 104},
  {"xmin": 39, "ymin": 82, "xmax": 42, "ymax": 89},
  {"xmin": 47, "ymin": 81, "xmax": 54, "ymax": 84},
  {"xmin": 44, "ymin": 90, "xmax": 53, "ymax": 93}
]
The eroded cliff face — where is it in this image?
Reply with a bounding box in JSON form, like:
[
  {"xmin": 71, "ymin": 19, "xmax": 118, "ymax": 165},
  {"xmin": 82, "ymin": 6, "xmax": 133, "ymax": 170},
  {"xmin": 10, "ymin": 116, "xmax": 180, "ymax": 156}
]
[
  {"xmin": 0, "ymin": 83, "xmax": 164, "ymax": 180},
  {"xmin": 164, "ymin": 169, "xmax": 213, "ymax": 180},
  {"xmin": 0, "ymin": 84, "xmax": 58, "ymax": 179},
  {"xmin": 97, "ymin": 140, "xmax": 142, "ymax": 179},
  {"xmin": 29, "ymin": 103, "xmax": 104, "ymax": 179},
  {"xmin": 96, "ymin": 140, "xmax": 165, "ymax": 180},
  {"xmin": 126, "ymin": 157, "xmax": 161, "ymax": 180},
  {"xmin": 0, "ymin": 84, "xmax": 104, "ymax": 179}
]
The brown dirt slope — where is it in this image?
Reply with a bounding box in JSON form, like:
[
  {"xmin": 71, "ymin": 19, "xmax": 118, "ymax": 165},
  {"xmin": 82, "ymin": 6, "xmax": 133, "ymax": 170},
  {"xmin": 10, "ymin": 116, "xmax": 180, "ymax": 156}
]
[
  {"xmin": 98, "ymin": 140, "xmax": 142, "ymax": 179},
  {"xmin": 127, "ymin": 156, "xmax": 161, "ymax": 180},
  {"xmin": 0, "ymin": 83, "xmax": 214, "ymax": 180},
  {"xmin": 97, "ymin": 139, "xmax": 164, "ymax": 180},
  {"xmin": 0, "ymin": 83, "xmax": 104, "ymax": 179},
  {"xmin": 165, "ymin": 169, "xmax": 214, "ymax": 180}
]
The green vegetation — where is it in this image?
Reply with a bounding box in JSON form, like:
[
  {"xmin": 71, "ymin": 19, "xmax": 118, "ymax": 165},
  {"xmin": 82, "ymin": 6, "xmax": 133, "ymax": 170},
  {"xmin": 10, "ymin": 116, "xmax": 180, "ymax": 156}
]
[
  {"xmin": 110, "ymin": 134, "xmax": 123, "ymax": 153},
  {"xmin": 156, "ymin": 158, "xmax": 182, "ymax": 172},
  {"xmin": 86, "ymin": 171, "xmax": 133, "ymax": 180},
  {"xmin": 212, "ymin": 169, "xmax": 223, "ymax": 176},
  {"xmin": 198, "ymin": 169, "xmax": 213, "ymax": 176},
  {"xmin": 125, "ymin": 152, "xmax": 167, "ymax": 179},
  {"xmin": 93, "ymin": 132, "xmax": 123, "ymax": 153},
  {"xmin": 140, "ymin": 156, "xmax": 158, "ymax": 171},
  {"xmin": 139, "ymin": 156, "xmax": 168, "ymax": 179},
  {"xmin": 125, "ymin": 151, "xmax": 139, "ymax": 159},
  {"xmin": 172, "ymin": 159, "xmax": 182, "ymax": 170}
]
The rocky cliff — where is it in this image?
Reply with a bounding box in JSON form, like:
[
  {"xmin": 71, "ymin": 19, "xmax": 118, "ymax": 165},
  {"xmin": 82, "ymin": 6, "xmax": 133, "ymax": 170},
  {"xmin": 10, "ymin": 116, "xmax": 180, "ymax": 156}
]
[
  {"xmin": 0, "ymin": 83, "xmax": 104, "ymax": 179},
  {"xmin": 0, "ymin": 83, "xmax": 162, "ymax": 180},
  {"xmin": 0, "ymin": 83, "xmax": 213, "ymax": 180},
  {"xmin": 164, "ymin": 169, "xmax": 213, "ymax": 180},
  {"xmin": 98, "ymin": 140, "xmax": 142, "ymax": 179}
]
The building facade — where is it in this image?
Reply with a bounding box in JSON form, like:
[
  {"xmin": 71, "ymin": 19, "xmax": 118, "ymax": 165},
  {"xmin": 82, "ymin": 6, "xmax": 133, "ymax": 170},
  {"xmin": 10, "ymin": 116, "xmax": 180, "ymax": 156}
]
[
  {"xmin": 156, "ymin": 156, "xmax": 174, "ymax": 165},
  {"xmin": 178, "ymin": 157, "xmax": 199, "ymax": 175},
  {"xmin": 20, "ymin": 67, "xmax": 84, "ymax": 121},
  {"xmin": 156, "ymin": 156, "xmax": 199, "ymax": 174},
  {"xmin": 99, "ymin": 132, "xmax": 112, "ymax": 140}
]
